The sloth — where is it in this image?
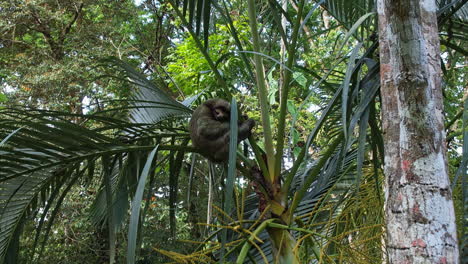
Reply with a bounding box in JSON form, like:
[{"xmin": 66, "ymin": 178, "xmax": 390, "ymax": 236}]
[{"xmin": 189, "ymin": 98, "xmax": 255, "ymax": 162}]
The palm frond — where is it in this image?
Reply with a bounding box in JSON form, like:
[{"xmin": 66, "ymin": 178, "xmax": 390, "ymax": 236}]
[
  {"xmin": 105, "ymin": 58, "xmax": 192, "ymax": 125},
  {"xmin": 0, "ymin": 108, "xmax": 183, "ymax": 262}
]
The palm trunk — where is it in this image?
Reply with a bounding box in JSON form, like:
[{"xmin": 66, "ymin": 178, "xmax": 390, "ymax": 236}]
[{"xmin": 267, "ymin": 227, "xmax": 299, "ymax": 264}]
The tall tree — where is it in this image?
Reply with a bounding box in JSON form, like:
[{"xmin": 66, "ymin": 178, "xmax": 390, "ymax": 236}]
[
  {"xmin": 377, "ymin": 0, "xmax": 460, "ymax": 262},
  {"xmin": 0, "ymin": 0, "xmax": 140, "ymax": 112}
]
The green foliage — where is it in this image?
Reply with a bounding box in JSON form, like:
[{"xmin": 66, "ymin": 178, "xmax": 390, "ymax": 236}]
[
  {"xmin": 0, "ymin": 0, "xmax": 142, "ymax": 110},
  {"xmin": 166, "ymin": 21, "xmax": 250, "ymax": 96},
  {"xmin": 19, "ymin": 183, "xmax": 112, "ymax": 263},
  {"xmin": 0, "ymin": 0, "xmax": 466, "ymax": 263}
]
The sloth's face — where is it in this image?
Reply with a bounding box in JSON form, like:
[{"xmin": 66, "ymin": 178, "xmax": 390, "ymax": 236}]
[{"xmin": 213, "ymin": 107, "xmax": 230, "ymax": 121}]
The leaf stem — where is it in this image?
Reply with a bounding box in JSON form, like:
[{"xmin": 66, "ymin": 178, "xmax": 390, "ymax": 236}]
[
  {"xmin": 247, "ymin": 0, "xmax": 275, "ymax": 181},
  {"xmin": 274, "ymin": 0, "xmax": 305, "ymax": 180}
]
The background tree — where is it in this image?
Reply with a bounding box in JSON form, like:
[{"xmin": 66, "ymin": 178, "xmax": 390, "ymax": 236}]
[
  {"xmin": 377, "ymin": 0, "xmax": 459, "ymax": 262},
  {"xmin": 0, "ymin": 0, "xmax": 161, "ymax": 113}
]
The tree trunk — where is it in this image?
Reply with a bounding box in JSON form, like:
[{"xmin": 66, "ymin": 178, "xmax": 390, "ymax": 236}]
[
  {"xmin": 266, "ymin": 227, "xmax": 299, "ymax": 264},
  {"xmin": 377, "ymin": 0, "xmax": 459, "ymax": 263}
]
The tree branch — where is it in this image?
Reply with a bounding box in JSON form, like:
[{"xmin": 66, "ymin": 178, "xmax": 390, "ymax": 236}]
[{"xmin": 60, "ymin": 2, "xmax": 84, "ymax": 42}]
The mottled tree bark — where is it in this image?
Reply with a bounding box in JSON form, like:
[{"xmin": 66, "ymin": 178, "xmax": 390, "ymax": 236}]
[{"xmin": 377, "ymin": 0, "xmax": 459, "ymax": 263}]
